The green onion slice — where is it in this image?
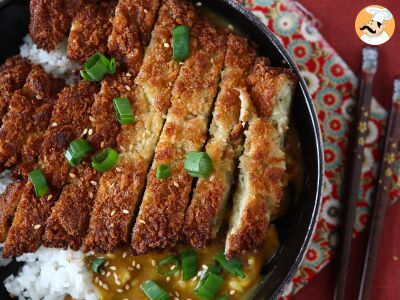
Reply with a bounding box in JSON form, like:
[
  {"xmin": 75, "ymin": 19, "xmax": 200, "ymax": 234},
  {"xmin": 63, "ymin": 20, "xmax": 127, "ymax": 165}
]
[
  {"xmin": 141, "ymin": 280, "xmax": 170, "ymax": 300},
  {"xmin": 28, "ymin": 168, "xmax": 48, "ymax": 197},
  {"xmin": 64, "ymin": 139, "xmax": 94, "ymax": 167},
  {"xmin": 91, "ymin": 148, "xmax": 119, "ymax": 173},
  {"xmin": 214, "ymin": 251, "xmax": 246, "ymax": 279},
  {"xmin": 207, "ymin": 263, "xmax": 222, "ymax": 275},
  {"xmin": 194, "ymin": 271, "xmax": 224, "ymax": 299},
  {"xmin": 113, "ymin": 97, "xmax": 134, "ymax": 124},
  {"xmin": 180, "ymin": 249, "xmax": 197, "ymax": 280},
  {"xmin": 184, "ymin": 151, "xmax": 213, "ymax": 178},
  {"xmin": 172, "ymin": 26, "xmax": 190, "ymax": 61},
  {"xmin": 80, "ymin": 52, "xmax": 116, "ymax": 81},
  {"xmin": 156, "ymin": 256, "xmax": 179, "ymax": 276},
  {"xmin": 156, "ymin": 164, "xmax": 171, "ymax": 179},
  {"xmin": 91, "ymin": 257, "xmax": 105, "ymax": 273}
]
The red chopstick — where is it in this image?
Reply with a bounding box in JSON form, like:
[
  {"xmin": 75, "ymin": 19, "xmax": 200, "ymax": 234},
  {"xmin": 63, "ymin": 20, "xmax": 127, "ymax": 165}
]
[
  {"xmin": 357, "ymin": 78, "xmax": 400, "ymax": 300},
  {"xmin": 333, "ymin": 46, "xmax": 379, "ymax": 300}
]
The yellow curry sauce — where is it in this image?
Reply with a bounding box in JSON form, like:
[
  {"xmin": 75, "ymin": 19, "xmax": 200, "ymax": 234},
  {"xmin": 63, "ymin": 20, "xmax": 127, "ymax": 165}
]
[{"xmin": 87, "ymin": 226, "xmax": 279, "ymax": 300}]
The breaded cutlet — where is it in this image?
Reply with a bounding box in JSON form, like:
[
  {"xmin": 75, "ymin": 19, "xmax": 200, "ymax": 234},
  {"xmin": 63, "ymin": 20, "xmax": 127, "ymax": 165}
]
[
  {"xmin": 84, "ymin": 0, "xmax": 196, "ymax": 253},
  {"xmin": 225, "ymin": 58, "xmax": 296, "ymax": 258},
  {"xmin": 183, "ymin": 34, "xmax": 256, "ymax": 248},
  {"xmin": 29, "ymin": 0, "xmax": 82, "ymax": 51},
  {"xmin": 0, "ymin": 56, "xmax": 32, "ymax": 123},
  {"xmin": 108, "ymin": 0, "xmax": 161, "ymax": 73},
  {"xmin": 67, "ymin": 0, "xmax": 118, "ymax": 64},
  {"xmin": 0, "ymin": 65, "xmax": 64, "ymax": 172},
  {"xmin": 130, "ymin": 19, "xmax": 227, "ymax": 255}
]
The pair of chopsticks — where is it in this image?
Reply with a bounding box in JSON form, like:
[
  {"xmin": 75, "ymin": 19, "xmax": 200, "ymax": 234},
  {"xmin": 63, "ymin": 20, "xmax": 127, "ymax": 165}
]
[{"xmin": 334, "ymin": 46, "xmax": 400, "ymax": 300}]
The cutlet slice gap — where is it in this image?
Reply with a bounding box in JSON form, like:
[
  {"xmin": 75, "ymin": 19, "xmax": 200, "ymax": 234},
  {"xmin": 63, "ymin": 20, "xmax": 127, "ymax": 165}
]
[
  {"xmin": 84, "ymin": 0, "xmax": 196, "ymax": 253},
  {"xmin": 0, "ymin": 56, "xmax": 32, "ymax": 124},
  {"xmin": 29, "ymin": 0, "xmax": 83, "ymax": 51},
  {"xmin": 67, "ymin": 0, "xmax": 118, "ymax": 64},
  {"xmin": 130, "ymin": 18, "xmax": 227, "ymax": 255},
  {"xmin": 108, "ymin": 0, "xmax": 161, "ymax": 74},
  {"xmin": 224, "ymin": 57, "xmax": 297, "ymax": 259},
  {"xmin": 183, "ymin": 33, "xmax": 256, "ymax": 248}
]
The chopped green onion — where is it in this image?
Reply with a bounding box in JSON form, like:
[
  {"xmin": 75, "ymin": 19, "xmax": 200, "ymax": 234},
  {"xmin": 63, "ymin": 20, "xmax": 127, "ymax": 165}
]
[
  {"xmin": 28, "ymin": 168, "xmax": 48, "ymax": 197},
  {"xmin": 141, "ymin": 280, "xmax": 170, "ymax": 300},
  {"xmin": 214, "ymin": 251, "xmax": 246, "ymax": 279},
  {"xmin": 216, "ymin": 296, "xmax": 229, "ymax": 300},
  {"xmin": 91, "ymin": 257, "xmax": 105, "ymax": 273},
  {"xmin": 184, "ymin": 151, "xmax": 213, "ymax": 178},
  {"xmin": 91, "ymin": 148, "xmax": 119, "ymax": 173},
  {"xmin": 156, "ymin": 256, "xmax": 179, "ymax": 276},
  {"xmin": 113, "ymin": 97, "xmax": 134, "ymax": 124},
  {"xmin": 194, "ymin": 271, "xmax": 224, "ymax": 299},
  {"xmin": 172, "ymin": 26, "xmax": 190, "ymax": 61},
  {"xmin": 180, "ymin": 249, "xmax": 197, "ymax": 280},
  {"xmin": 156, "ymin": 164, "xmax": 171, "ymax": 179},
  {"xmin": 207, "ymin": 263, "xmax": 222, "ymax": 275},
  {"xmin": 64, "ymin": 139, "xmax": 94, "ymax": 167},
  {"xmin": 80, "ymin": 52, "xmax": 116, "ymax": 81}
]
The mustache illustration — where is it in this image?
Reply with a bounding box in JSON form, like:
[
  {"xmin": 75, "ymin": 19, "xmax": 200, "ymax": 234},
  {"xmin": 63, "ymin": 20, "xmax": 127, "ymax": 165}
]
[{"xmin": 360, "ymin": 25, "xmax": 376, "ymax": 34}]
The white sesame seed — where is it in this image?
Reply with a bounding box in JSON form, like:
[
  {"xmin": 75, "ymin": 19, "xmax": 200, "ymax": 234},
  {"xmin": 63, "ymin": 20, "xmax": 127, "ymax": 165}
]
[
  {"xmin": 106, "ymin": 271, "xmax": 111, "ymax": 277},
  {"xmin": 89, "ymin": 192, "xmax": 94, "ymax": 198},
  {"xmin": 229, "ymin": 290, "xmax": 236, "ymax": 295},
  {"xmin": 88, "ymin": 128, "xmax": 93, "ymax": 136},
  {"xmin": 110, "ymin": 266, "xmax": 116, "ymax": 271},
  {"xmin": 122, "ymin": 209, "xmax": 129, "ymax": 214},
  {"xmin": 69, "ymin": 173, "xmax": 76, "ymax": 178},
  {"xmin": 90, "ymin": 181, "xmax": 97, "ymax": 186},
  {"xmin": 104, "ymin": 261, "xmax": 109, "ymax": 267},
  {"xmin": 122, "ymin": 251, "xmax": 128, "ymax": 258},
  {"xmin": 125, "ymin": 85, "xmax": 131, "ymax": 91},
  {"xmin": 175, "ymin": 291, "xmax": 179, "ymax": 296},
  {"xmin": 103, "ymin": 284, "xmax": 109, "ymax": 290},
  {"xmin": 128, "ymin": 266, "xmax": 134, "ymax": 271},
  {"xmin": 100, "ymin": 141, "xmax": 105, "ymax": 148},
  {"xmin": 36, "ymin": 95, "xmax": 43, "ymax": 100},
  {"xmin": 139, "ymin": 219, "xmax": 146, "ymax": 224},
  {"xmin": 47, "ymin": 194, "xmax": 53, "ymax": 200},
  {"xmin": 94, "ymin": 276, "xmax": 99, "ymax": 283},
  {"xmin": 89, "ymin": 116, "xmax": 95, "ymax": 122},
  {"xmin": 98, "ymin": 280, "xmax": 103, "ymax": 287},
  {"xmin": 166, "ymin": 276, "xmax": 171, "ymax": 282},
  {"xmin": 82, "ymin": 128, "xmax": 88, "ymax": 136},
  {"xmin": 116, "ymin": 167, "xmax": 122, "ymax": 172},
  {"xmin": 144, "ymin": 8, "xmax": 148, "ymax": 13},
  {"xmin": 164, "ymin": 42, "xmax": 170, "ymax": 48},
  {"xmin": 170, "ymin": 265, "xmax": 176, "ymax": 270},
  {"xmin": 173, "ymin": 181, "xmax": 179, "ymax": 188},
  {"xmin": 132, "ymin": 260, "xmax": 136, "ymax": 267},
  {"xmin": 228, "ymin": 24, "xmax": 234, "ymax": 30},
  {"xmin": 202, "ymin": 264, "xmax": 208, "ymax": 270},
  {"xmin": 117, "ymin": 288, "xmax": 123, "ymax": 293},
  {"xmin": 100, "ymin": 270, "xmax": 105, "ymax": 275},
  {"xmin": 248, "ymin": 258, "xmax": 254, "ymax": 265},
  {"xmin": 151, "ymin": 259, "xmax": 156, "ymax": 266},
  {"xmin": 33, "ymin": 224, "xmax": 41, "ymax": 230},
  {"xmin": 125, "ymin": 284, "xmax": 130, "ymax": 290},
  {"xmin": 126, "ymin": 72, "xmax": 131, "ymax": 77},
  {"xmin": 136, "ymin": 264, "xmax": 141, "ymax": 270},
  {"xmin": 115, "ymin": 280, "xmax": 121, "ymax": 286},
  {"xmin": 52, "ymin": 122, "xmax": 58, "ymax": 127},
  {"xmin": 174, "ymin": 297, "xmax": 179, "ymax": 300},
  {"xmin": 196, "ymin": 2, "xmax": 202, "ymax": 7}
]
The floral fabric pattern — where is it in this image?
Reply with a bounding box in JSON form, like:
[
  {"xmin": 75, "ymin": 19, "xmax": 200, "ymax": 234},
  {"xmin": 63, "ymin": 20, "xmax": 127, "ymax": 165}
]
[{"xmin": 235, "ymin": 0, "xmax": 399, "ymax": 297}]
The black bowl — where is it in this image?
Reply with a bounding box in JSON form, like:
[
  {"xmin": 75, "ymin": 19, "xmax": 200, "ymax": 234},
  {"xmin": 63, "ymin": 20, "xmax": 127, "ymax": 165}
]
[{"xmin": 0, "ymin": 0, "xmax": 323, "ymax": 299}]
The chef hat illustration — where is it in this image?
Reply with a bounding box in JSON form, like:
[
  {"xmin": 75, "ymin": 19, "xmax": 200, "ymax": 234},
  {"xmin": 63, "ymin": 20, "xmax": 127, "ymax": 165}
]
[{"xmin": 366, "ymin": 6, "xmax": 393, "ymax": 24}]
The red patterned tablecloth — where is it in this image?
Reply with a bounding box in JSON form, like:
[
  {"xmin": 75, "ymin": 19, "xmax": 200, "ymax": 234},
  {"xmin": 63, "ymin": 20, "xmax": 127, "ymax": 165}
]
[{"xmin": 235, "ymin": 0, "xmax": 400, "ymax": 297}]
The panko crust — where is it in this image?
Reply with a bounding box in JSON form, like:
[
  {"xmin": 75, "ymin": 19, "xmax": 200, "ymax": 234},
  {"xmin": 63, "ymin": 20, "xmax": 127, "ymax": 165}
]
[
  {"xmin": 67, "ymin": 0, "xmax": 117, "ymax": 64},
  {"xmin": 0, "ymin": 65, "xmax": 64, "ymax": 171},
  {"xmin": 130, "ymin": 19, "xmax": 227, "ymax": 255},
  {"xmin": 108, "ymin": 0, "xmax": 161, "ymax": 73},
  {"xmin": 29, "ymin": 0, "xmax": 82, "ymax": 51},
  {"xmin": 43, "ymin": 166, "xmax": 100, "ymax": 250},
  {"xmin": 0, "ymin": 56, "xmax": 32, "ymax": 122},
  {"xmin": 184, "ymin": 34, "xmax": 256, "ymax": 248},
  {"xmin": 0, "ymin": 181, "xmax": 25, "ymax": 242},
  {"xmin": 3, "ymin": 184, "xmax": 58, "ymax": 257},
  {"xmin": 39, "ymin": 80, "xmax": 98, "ymax": 188}
]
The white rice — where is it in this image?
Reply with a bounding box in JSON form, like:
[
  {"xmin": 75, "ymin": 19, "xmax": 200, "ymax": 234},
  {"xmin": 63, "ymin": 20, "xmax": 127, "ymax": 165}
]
[{"xmin": 1, "ymin": 36, "xmax": 97, "ymax": 300}]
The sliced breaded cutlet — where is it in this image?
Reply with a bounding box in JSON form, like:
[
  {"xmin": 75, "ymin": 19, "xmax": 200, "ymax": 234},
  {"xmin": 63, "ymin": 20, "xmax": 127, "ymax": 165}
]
[
  {"xmin": 224, "ymin": 58, "xmax": 297, "ymax": 258},
  {"xmin": 67, "ymin": 0, "xmax": 118, "ymax": 64},
  {"xmin": 108, "ymin": 0, "xmax": 161, "ymax": 73},
  {"xmin": 0, "ymin": 65, "xmax": 64, "ymax": 172},
  {"xmin": 0, "ymin": 56, "xmax": 32, "ymax": 122},
  {"xmin": 183, "ymin": 34, "xmax": 256, "ymax": 248},
  {"xmin": 84, "ymin": 0, "xmax": 196, "ymax": 253},
  {"xmin": 29, "ymin": 0, "xmax": 83, "ymax": 51},
  {"xmin": 130, "ymin": 19, "xmax": 227, "ymax": 255},
  {"xmin": 3, "ymin": 81, "xmax": 98, "ymax": 257}
]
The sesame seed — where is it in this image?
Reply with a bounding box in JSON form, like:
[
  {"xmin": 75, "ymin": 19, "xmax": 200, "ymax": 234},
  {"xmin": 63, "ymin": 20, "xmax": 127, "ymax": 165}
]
[
  {"xmin": 151, "ymin": 259, "xmax": 156, "ymax": 266},
  {"xmin": 106, "ymin": 271, "xmax": 111, "ymax": 277},
  {"xmin": 36, "ymin": 95, "xmax": 43, "ymax": 100},
  {"xmin": 202, "ymin": 265, "xmax": 208, "ymax": 270},
  {"xmin": 89, "ymin": 116, "xmax": 95, "ymax": 122},
  {"xmin": 89, "ymin": 192, "xmax": 94, "ymax": 198},
  {"xmin": 228, "ymin": 24, "xmax": 234, "ymax": 30},
  {"xmin": 175, "ymin": 291, "xmax": 179, "ymax": 296},
  {"xmin": 132, "ymin": 260, "xmax": 136, "ymax": 267},
  {"xmin": 144, "ymin": 8, "xmax": 148, "ymax": 13},
  {"xmin": 126, "ymin": 72, "xmax": 131, "ymax": 77},
  {"xmin": 69, "ymin": 173, "xmax": 76, "ymax": 178},
  {"xmin": 111, "ymin": 210, "xmax": 116, "ymax": 216},
  {"xmin": 174, "ymin": 297, "xmax": 179, "ymax": 300},
  {"xmin": 248, "ymin": 258, "xmax": 254, "ymax": 265},
  {"xmin": 100, "ymin": 141, "xmax": 105, "ymax": 148},
  {"xmin": 82, "ymin": 128, "xmax": 88, "ymax": 136},
  {"xmin": 125, "ymin": 85, "xmax": 131, "ymax": 91},
  {"xmin": 196, "ymin": 1, "xmax": 202, "ymax": 7},
  {"xmin": 47, "ymin": 194, "xmax": 53, "ymax": 200},
  {"xmin": 33, "ymin": 224, "xmax": 41, "ymax": 230},
  {"xmin": 52, "ymin": 122, "xmax": 58, "ymax": 127},
  {"xmin": 122, "ymin": 252, "xmax": 128, "ymax": 258},
  {"xmin": 117, "ymin": 288, "xmax": 123, "ymax": 293},
  {"xmin": 139, "ymin": 219, "xmax": 146, "ymax": 224},
  {"xmin": 229, "ymin": 290, "xmax": 236, "ymax": 295},
  {"xmin": 166, "ymin": 276, "xmax": 171, "ymax": 282},
  {"xmin": 164, "ymin": 42, "xmax": 170, "ymax": 48},
  {"xmin": 115, "ymin": 279, "xmax": 121, "ymax": 286},
  {"xmin": 103, "ymin": 284, "xmax": 109, "ymax": 290},
  {"xmin": 128, "ymin": 266, "xmax": 134, "ymax": 271},
  {"xmin": 197, "ymin": 271, "xmax": 202, "ymax": 276},
  {"xmin": 110, "ymin": 266, "xmax": 116, "ymax": 271},
  {"xmin": 90, "ymin": 181, "xmax": 97, "ymax": 186},
  {"xmin": 170, "ymin": 265, "xmax": 176, "ymax": 270},
  {"xmin": 104, "ymin": 261, "xmax": 109, "ymax": 267},
  {"xmin": 125, "ymin": 284, "xmax": 130, "ymax": 290},
  {"xmin": 116, "ymin": 167, "xmax": 122, "ymax": 172},
  {"xmin": 100, "ymin": 270, "xmax": 105, "ymax": 275},
  {"xmin": 173, "ymin": 182, "xmax": 179, "ymax": 188},
  {"xmin": 88, "ymin": 129, "xmax": 93, "ymax": 136},
  {"xmin": 98, "ymin": 280, "xmax": 103, "ymax": 287},
  {"xmin": 136, "ymin": 264, "xmax": 141, "ymax": 270},
  {"xmin": 94, "ymin": 276, "xmax": 99, "ymax": 283},
  {"xmin": 122, "ymin": 209, "xmax": 129, "ymax": 214}
]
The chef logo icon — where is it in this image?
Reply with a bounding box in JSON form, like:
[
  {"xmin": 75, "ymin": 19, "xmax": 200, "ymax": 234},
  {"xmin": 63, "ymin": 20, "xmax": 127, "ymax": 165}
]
[{"xmin": 355, "ymin": 5, "xmax": 395, "ymax": 45}]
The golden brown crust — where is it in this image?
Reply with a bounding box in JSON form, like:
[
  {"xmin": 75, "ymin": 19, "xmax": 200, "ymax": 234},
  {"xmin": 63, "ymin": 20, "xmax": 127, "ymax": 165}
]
[
  {"xmin": 67, "ymin": 0, "xmax": 117, "ymax": 64},
  {"xmin": 0, "ymin": 56, "xmax": 32, "ymax": 122},
  {"xmin": 3, "ymin": 184, "xmax": 58, "ymax": 257},
  {"xmin": 0, "ymin": 65, "xmax": 64, "ymax": 171},
  {"xmin": 108, "ymin": 0, "xmax": 161, "ymax": 73},
  {"xmin": 84, "ymin": 0, "xmax": 195, "ymax": 253},
  {"xmin": 225, "ymin": 120, "xmax": 285, "ymax": 258},
  {"xmin": 39, "ymin": 80, "xmax": 98, "ymax": 188},
  {"xmin": 29, "ymin": 0, "xmax": 82, "ymax": 51},
  {"xmin": 43, "ymin": 166, "xmax": 100, "ymax": 250},
  {"xmin": 131, "ymin": 19, "xmax": 227, "ymax": 255},
  {"xmin": 184, "ymin": 34, "xmax": 256, "ymax": 248},
  {"xmin": 0, "ymin": 181, "xmax": 25, "ymax": 242}
]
